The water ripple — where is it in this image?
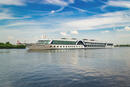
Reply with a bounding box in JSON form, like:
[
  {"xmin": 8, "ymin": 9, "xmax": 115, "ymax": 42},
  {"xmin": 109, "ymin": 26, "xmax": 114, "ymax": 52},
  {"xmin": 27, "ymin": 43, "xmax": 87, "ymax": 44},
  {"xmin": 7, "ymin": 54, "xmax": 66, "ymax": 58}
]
[{"xmin": 0, "ymin": 48, "xmax": 130, "ymax": 87}]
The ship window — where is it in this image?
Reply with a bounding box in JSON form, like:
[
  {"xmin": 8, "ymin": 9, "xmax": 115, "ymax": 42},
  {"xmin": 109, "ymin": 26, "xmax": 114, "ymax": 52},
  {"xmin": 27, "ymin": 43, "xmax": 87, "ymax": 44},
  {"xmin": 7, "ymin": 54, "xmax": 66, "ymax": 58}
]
[
  {"xmin": 51, "ymin": 40, "xmax": 76, "ymax": 45},
  {"xmin": 107, "ymin": 43, "xmax": 113, "ymax": 46},
  {"xmin": 57, "ymin": 46, "xmax": 59, "ymax": 47},
  {"xmin": 50, "ymin": 46, "xmax": 52, "ymax": 47},
  {"xmin": 38, "ymin": 40, "xmax": 50, "ymax": 44}
]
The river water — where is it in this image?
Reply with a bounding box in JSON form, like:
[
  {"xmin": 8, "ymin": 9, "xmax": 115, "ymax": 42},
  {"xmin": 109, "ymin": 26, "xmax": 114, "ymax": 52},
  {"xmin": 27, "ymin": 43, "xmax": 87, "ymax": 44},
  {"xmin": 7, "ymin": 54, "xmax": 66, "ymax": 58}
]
[{"xmin": 0, "ymin": 48, "xmax": 130, "ymax": 87}]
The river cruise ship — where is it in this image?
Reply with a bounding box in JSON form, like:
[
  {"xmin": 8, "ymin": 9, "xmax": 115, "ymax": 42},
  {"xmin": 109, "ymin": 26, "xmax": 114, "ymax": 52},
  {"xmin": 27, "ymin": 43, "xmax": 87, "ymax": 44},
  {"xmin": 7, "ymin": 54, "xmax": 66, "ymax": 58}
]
[{"xmin": 26, "ymin": 38, "xmax": 114, "ymax": 50}]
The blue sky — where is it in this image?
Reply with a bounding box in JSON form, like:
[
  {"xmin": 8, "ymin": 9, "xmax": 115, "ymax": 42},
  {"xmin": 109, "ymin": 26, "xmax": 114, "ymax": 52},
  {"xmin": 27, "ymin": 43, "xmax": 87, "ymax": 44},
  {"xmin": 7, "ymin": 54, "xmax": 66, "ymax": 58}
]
[{"xmin": 0, "ymin": 0, "xmax": 130, "ymax": 44}]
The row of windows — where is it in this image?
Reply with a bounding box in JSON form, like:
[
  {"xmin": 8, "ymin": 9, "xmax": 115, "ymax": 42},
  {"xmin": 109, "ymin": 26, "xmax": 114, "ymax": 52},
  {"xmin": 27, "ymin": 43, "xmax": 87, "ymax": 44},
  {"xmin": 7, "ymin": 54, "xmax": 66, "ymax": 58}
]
[
  {"xmin": 85, "ymin": 45, "xmax": 106, "ymax": 47},
  {"xmin": 85, "ymin": 42, "xmax": 106, "ymax": 45},
  {"xmin": 38, "ymin": 40, "xmax": 50, "ymax": 44},
  {"xmin": 107, "ymin": 44, "xmax": 113, "ymax": 46},
  {"xmin": 51, "ymin": 40, "xmax": 76, "ymax": 45},
  {"xmin": 50, "ymin": 45, "xmax": 83, "ymax": 48},
  {"xmin": 49, "ymin": 45, "xmax": 106, "ymax": 48}
]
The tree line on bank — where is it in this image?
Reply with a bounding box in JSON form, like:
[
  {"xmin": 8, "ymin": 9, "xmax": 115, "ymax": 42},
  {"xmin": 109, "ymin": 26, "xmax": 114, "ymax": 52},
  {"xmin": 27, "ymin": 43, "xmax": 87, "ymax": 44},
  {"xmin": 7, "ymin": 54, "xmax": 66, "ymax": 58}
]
[
  {"xmin": 0, "ymin": 42, "xmax": 26, "ymax": 49},
  {"xmin": 115, "ymin": 44, "xmax": 130, "ymax": 47}
]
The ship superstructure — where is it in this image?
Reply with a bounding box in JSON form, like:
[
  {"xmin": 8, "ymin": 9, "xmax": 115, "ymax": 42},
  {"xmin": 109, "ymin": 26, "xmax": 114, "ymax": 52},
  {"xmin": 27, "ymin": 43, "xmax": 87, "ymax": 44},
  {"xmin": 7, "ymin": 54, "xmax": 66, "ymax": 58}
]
[{"xmin": 26, "ymin": 38, "xmax": 114, "ymax": 50}]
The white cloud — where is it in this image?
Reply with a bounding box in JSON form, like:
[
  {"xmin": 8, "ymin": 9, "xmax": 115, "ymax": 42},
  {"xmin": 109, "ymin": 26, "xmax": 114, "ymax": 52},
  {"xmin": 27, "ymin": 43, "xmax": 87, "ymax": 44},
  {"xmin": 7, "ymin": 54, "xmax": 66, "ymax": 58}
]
[
  {"xmin": 0, "ymin": 1, "xmax": 30, "ymax": 21},
  {"xmin": 0, "ymin": 12, "xmax": 30, "ymax": 20},
  {"xmin": 116, "ymin": 29, "xmax": 124, "ymax": 32},
  {"xmin": 50, "ymin": 10, "xmax": 55, "ymax": 14},
  {"xmin": 0, "ymin": 8, "xmax": 15, "ymax": 20},
  {"xmin": 1, "ymin": 9, "xmax": 129, "ymax": 35},
  {"xmin": 50, "ymin": 7, "xmax": 64, "ymax": 14},
  {"xmin": 6, "ymin": 21, "xmax": 46, "ymax": 27},
  {"xmin": 0, "ymin": 28, "xmax": 49, "ymax": 43},
  {"xmin": 63, "ymin": 10, "xmax": 130, "ymax": 30},
  {"xmin": 0, "ymin": 12, "xmax": 15, "ymax": 20},
  {"xmin": 7, "ymin": 36, "xmax": 14, "ymax": 40},
  {"xmin": 0, "ymin": 8, "xmax": 31, "ymax": 20},
  {"xmin": 115, "ymin": 26, "xmax": 130, "ymax": 32},
  {"xmin": 124, "ymin": 26, "xmax": 130, "ymax": 31},
  {"xmin": 82, "ymin": 0, "xmax": 93, "ymax": 2},
  {"xmin": 60, "ymin": 32, "xmax": 67, "ymax": 36},
  {"xmin": 70, "ymin": 6, "xmax": 86, "ymax": 12},
  {"xmin": 101, "ymin": 30, "xmax": 110, "ymax": 33},
  {"xmin": 44, "ymin": 0, "xmax": 67, "ymax": 6},
  {"xmin": 102, "ymin": 0, "xmax": 130, "ymax": 10},
  {"xmin": 0, "ymin": 0, "xmax": 24, "ymax": 6},
  {"xmin": 107, "ymin": 0, "xmax": 130, "ymax": 8},
  {"xmin": 43, "ymin": 0, "xmax": 74, "ymax": 6},
  {"xmin": 70, "ymin": 30, "xmax": 79, "ymax": 34},
  {"xmin": 116, "ymin": 26, "xmax": 130, "ymax": 32},
  {"xmin": 69, "ymin": 0, "xmax": 74, "ymax": 3}
]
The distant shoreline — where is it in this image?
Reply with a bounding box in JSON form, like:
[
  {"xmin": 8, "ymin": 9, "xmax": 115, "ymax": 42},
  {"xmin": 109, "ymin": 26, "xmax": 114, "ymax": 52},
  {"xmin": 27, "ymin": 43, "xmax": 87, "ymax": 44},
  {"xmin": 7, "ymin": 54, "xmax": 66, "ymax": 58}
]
[
  {"xmin": 115, "ymin": 45, "xmax": 130, "ymax": 47},
  {"xmin": 0, "ymin": 48, "xmax": 26, "ymax": 49},
  {"xmin": 0, "ymin": 42, "xmax": 26, "ymax": 49}
]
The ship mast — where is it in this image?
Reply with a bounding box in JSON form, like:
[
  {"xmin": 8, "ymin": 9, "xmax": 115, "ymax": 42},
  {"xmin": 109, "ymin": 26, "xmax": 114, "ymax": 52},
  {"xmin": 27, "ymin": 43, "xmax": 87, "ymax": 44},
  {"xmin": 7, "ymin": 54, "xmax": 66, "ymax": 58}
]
[{"xmin": 42, "ymin": 34, "xmax": 47, "ymax": 39}]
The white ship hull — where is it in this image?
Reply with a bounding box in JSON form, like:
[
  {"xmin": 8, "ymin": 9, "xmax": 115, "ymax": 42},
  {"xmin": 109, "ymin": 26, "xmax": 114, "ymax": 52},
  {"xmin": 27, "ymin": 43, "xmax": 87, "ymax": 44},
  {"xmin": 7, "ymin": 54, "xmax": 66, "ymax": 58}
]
[{"xmin": 27, "ymin": 44, "xmax": 114, "ymax": 50}]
